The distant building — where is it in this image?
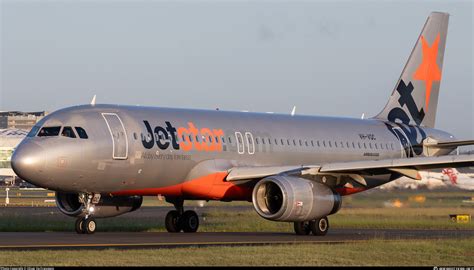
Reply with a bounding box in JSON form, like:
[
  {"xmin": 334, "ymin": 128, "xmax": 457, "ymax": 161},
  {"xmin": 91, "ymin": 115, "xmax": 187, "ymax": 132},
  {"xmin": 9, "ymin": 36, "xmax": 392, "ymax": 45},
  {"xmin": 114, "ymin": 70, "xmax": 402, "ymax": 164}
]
[
  {"xmin": 0, "ymin": 129, "xmax": 28, "ymax": 185},
  {"xmin": 0, "ymin": 111, "xmax": 47, "ymax": 131}
]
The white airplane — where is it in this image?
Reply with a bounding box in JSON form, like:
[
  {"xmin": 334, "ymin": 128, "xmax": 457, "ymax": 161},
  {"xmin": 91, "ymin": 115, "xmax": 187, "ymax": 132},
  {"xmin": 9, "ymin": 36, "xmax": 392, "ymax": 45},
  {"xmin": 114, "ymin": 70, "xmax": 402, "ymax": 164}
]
[
  {"xmin": 424, "ymin": 168, "xmax": 474, "ymax": 190},
  {"xmin": 380, "ymin": 167, "xmax": 474, "ymax": 190}
]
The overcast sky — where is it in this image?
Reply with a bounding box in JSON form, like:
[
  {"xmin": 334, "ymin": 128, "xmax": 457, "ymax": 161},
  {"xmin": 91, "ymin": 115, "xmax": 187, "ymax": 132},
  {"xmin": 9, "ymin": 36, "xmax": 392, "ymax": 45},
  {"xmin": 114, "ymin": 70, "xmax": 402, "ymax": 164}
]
[{"xmin": 1, "ymin": 0, "xmax": 472, "ymax": 138}]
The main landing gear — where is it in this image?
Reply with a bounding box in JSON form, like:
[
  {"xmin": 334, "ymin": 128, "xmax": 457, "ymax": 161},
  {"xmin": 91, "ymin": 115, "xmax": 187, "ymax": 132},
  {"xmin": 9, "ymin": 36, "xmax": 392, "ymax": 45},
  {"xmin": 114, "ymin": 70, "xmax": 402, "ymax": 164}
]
[
  {"xmin": 75, "ymin": 193, "xmax": 100, "ymax": 234},
  {"xmin": 293, "ymin": 216, "xmax": 329, "ymax": 236},
  {"xmin": 165, "ymin": 198, "xmax": 199, "ymax": 233}
]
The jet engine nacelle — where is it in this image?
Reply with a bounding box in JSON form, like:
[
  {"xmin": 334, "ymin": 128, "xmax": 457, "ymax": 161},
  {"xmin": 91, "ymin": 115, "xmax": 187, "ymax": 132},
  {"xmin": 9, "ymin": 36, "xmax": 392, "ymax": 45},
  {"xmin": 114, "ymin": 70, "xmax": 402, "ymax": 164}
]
[
  {"xmin": 55, "ymin": 192, "xmax": 143, "ymax": 218},
  {"xmin": 252, "ymin": 176, "xmax": 341, "ymax": 222}
]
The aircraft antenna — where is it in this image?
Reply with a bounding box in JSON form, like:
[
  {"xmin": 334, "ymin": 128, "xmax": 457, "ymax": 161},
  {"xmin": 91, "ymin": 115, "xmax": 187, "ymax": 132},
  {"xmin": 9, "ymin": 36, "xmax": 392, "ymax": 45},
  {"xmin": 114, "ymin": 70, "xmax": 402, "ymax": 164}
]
[
  {"xmin": 291, "ymin": 106, "xmax": 296, "ymax": 116},
  {"xmin": 90, "ymin": 95, "xmax": 97, "ymax": 105}
]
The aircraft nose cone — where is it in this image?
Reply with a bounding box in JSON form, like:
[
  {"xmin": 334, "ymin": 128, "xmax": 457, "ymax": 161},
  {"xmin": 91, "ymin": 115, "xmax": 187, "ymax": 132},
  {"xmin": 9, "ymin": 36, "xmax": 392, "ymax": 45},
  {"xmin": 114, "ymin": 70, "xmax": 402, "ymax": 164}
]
[{"xmin": 11, "ymin": 141, "xmax": 46, "ymax": 185}]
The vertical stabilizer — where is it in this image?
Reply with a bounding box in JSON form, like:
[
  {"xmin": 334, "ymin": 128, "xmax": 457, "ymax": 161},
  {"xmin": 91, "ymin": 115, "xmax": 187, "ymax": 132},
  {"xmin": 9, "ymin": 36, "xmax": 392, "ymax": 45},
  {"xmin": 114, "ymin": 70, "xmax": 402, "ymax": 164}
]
[{"xmin": 374, "ymin": 12, "xmax": 449, "ymax": 128}]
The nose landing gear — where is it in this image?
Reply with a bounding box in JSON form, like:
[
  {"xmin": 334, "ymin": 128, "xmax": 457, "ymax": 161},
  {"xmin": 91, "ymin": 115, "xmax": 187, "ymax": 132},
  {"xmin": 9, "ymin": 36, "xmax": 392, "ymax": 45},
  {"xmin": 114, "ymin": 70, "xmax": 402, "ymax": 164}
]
[
  {"xmin": 75, "ymin": 193, "xmax": 100, "ymax": 234},
  {"xmin": 165, "ymin": 198, "xmax": 199, "ymax": 233}
]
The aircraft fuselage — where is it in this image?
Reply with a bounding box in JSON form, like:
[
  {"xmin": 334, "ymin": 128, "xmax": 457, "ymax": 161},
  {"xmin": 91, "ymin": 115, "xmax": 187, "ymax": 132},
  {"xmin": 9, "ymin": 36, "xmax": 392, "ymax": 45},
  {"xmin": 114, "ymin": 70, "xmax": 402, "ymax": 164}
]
[{"xmin": 12, "ymin": 104, "xmax": 454, "ymax": 200}]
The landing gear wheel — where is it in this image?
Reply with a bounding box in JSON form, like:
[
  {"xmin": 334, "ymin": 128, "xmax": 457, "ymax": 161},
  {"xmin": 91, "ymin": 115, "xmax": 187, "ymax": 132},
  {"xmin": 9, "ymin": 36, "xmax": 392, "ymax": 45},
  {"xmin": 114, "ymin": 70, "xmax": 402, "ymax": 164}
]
[
  {"xmin": 74, "ymin": 193, "xmax": 98, "ymax": 234},
  {"xmin": 75, "ymin": 218, "xmax": 85, "ymax": 234},
  {"xmin": 82, "ymin": 218, "xmax": 97, "ymax": 234},
  {"xmin": 181, "ymin": 210, "xmax": 199, "ymax": 233},
  {"xmin": 310, "ymin": 217, "xmax": 329, "ymax": 236},
  {"xmin": 294, "ymin": 221, "xmax": 311, "ymax": 235},
  {"xmin": 165, "ymin": 210, "xmax": 182, "ymax": 233}
]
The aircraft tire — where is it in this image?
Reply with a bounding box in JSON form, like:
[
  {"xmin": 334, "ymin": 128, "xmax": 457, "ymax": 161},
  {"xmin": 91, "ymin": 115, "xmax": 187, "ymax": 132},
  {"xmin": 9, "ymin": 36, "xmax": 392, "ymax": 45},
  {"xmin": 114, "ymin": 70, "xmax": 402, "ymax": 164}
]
[
  {"xmin": 310, "ymin": 217, "xmax": 329, "ymax": 236},
  {"xmin": 181, "ymin": 210, "xmax": 199, "ymax": 233},
  {"xmin": 165, "ymin": 210, "xmax": 182, "ymax": 233},
  {"xmin": 75, "ymin": 217, "xmax": 85, "ymax": 234},
  {"xmin": 294, "ymin": 221, "xmax": 311, "ymax": 235},
  {"xmin": 83, "ymin": 217, "xmax": 97, "ymax": 234}
]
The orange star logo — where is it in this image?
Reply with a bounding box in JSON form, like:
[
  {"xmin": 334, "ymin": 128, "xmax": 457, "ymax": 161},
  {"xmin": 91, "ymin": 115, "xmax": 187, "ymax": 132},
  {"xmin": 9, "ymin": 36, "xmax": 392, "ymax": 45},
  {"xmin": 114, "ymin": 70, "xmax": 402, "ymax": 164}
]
[{"xmin": 413, "ymin": 33, "xmax": 442, "ymax": 111}]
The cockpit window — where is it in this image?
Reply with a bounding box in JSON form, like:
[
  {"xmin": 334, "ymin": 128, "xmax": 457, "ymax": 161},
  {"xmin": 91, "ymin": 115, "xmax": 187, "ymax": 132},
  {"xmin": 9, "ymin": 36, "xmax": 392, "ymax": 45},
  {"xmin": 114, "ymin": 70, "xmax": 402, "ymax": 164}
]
[
  {"xmin": 75, "ymin": 127, "xmax": 88, "ymax": 139},
  {"xmin": 61, "ymin": 126, "xmax": 76, "ymax": 138},
  {"xmin": 37, "ymin": 126, "xmax": 61, "ymax": 137},
  {"xmin": 27, "ymin": 125, "xmax": 41, "ymax": 137}
]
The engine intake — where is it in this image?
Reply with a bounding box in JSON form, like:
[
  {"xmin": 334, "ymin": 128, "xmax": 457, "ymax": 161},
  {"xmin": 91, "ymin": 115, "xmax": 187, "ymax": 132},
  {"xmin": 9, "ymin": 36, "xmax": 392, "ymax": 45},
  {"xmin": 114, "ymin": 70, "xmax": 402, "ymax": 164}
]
[
  {"xmin": 55, "ymin": 192, "xmax": 143, "ymax": 218},
  {"xmin": 252, "ymin": 176, "xmax": 341, "ymax": 222}
]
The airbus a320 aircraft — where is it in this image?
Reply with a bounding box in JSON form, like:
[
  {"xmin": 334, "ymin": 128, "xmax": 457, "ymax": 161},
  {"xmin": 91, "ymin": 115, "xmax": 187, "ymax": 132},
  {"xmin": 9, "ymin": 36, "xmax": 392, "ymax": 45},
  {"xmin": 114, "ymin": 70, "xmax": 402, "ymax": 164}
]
[{"xmin": 11, "ymin": 12, "xmax": 474, "ymax": 235}]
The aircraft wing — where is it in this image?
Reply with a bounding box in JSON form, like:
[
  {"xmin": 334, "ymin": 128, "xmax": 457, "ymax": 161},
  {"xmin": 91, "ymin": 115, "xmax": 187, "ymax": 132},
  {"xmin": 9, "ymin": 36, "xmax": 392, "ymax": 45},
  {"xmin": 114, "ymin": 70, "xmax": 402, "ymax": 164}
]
[
  {"xmin": 320, "ymin": 154, "xmax": 474, "ymax": 172},
  {"xmin": 226, "ymin": 154, "xmax": 474, "ymax": 182}
]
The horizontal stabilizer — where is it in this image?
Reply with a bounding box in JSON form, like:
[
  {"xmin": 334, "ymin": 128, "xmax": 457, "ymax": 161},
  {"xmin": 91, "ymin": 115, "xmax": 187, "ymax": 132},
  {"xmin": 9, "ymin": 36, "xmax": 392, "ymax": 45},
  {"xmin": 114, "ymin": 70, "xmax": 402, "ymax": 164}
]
[{"xmin": 424, "ymin": 139, "xmax": 474, "ymax": 148}]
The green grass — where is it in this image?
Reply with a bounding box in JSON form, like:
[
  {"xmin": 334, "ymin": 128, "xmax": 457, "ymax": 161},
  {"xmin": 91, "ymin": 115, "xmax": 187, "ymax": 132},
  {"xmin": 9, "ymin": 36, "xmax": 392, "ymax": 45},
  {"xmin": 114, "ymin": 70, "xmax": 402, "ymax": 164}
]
[
  {"xmin": 0, "ymin": 189, "xmax": 472, "ymax": 266},
  {"xmin": 1, "ymin": 239, "xmax": 473, "ymax": 266},
  {"xmin": 0, "ymin": 206, "xmax": 472, "ymax": 232},
  {"xmin": 0, "ymin": 189, "xmax": 472, "ymax": 232}
]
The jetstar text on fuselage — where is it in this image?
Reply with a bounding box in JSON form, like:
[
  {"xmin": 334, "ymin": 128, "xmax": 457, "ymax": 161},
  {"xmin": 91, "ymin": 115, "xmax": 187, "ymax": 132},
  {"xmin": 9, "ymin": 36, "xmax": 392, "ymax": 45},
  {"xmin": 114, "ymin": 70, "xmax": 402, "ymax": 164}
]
[{"xmin": 141, "ymin": 120, "xmax": 224, "ymax": 152}]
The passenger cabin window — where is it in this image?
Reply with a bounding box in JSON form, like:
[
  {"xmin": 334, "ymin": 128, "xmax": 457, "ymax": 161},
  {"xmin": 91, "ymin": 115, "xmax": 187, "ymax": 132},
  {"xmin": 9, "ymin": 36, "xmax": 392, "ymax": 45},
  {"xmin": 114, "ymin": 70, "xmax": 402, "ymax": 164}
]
[
  {"xmin": 75, "ymin": 127, "xmax": 89, "ymax": 139},
  {"xmin": 38, "ymin": 126, "xmax": 61, "ymax": 137},
  {"xmin": 61, "ymin": 127, "xmax": 76, "ymax": 138}
]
